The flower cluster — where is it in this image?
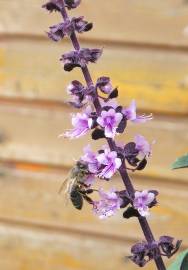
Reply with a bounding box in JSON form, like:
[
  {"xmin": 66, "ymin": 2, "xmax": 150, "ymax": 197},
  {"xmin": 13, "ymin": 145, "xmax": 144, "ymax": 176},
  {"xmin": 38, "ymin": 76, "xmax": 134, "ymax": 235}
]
[
  {"xmin": 130, "ymin": 241, "xmax": 159, "ymax": 267},
  {"xmin": 130, "ymin": 236, "xmax": 182, "ymax": 267},
  {"xmin": 81, "ymin": 145, "xmax": 122, "ymax": 180},
  {"xmin": 60, "ymin": 48, "xmax": 102, "ymax": 71},
  {"xmin": 47, "ymin": 17, "xmax": 92, "ymax": 42},
  {"xmin": 43, "ymin": 1, "xmax": 181, "ymax": 269},
  {"xmin": 77, "ymin": 144, "xmax": 158, "ymax": 218},
  {"xmin": 64, "ymin": 94, "xmax": 152, "ymax": 139}
]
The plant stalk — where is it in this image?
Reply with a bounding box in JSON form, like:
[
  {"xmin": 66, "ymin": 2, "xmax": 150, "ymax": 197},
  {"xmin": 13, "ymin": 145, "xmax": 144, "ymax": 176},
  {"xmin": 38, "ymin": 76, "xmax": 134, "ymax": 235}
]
[{"xmin": 60, "ymin": 2, "xmax": 166, "ymax": 269}]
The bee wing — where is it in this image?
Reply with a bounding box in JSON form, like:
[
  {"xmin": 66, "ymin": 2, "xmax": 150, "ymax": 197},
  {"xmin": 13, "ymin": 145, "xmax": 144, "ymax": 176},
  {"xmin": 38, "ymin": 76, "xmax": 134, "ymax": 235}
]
[
  {"xmin": 58, "ymin": 178, "xmax": 71, "ymax": 207},
  {"xmin": 59, "ymin": 177, "xmax": 77, "ymax": 201},
  {"xmin": 58, "ymin": 178, "xmax": 69, "ymax": 194}
]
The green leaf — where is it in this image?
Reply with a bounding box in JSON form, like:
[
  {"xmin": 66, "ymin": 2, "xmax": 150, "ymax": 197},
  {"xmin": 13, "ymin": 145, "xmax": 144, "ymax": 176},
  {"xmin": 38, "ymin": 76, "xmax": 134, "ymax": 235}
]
[
  {"xmin": 171, "ymin": 154, "xmax": 188, "ymax": 169},
  {"xmin": 181, "ymin": 252, "xmax": 188, "ymax": 270},
  {"xmin": 168, "ymin": 250, "xmax": 188, "ymax": 270}
]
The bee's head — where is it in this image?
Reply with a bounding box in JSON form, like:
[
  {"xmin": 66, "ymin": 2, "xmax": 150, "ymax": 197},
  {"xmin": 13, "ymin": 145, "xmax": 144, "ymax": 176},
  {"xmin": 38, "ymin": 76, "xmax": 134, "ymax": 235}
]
[{"xmin": 76, "ymin": 161, "xmax": 88, "ymax": 171}]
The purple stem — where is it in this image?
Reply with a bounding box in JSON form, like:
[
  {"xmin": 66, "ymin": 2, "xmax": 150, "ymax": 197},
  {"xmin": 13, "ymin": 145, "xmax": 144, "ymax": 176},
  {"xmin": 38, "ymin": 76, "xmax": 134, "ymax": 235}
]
[{"xmin": 60, "ymin": 2, "xmax": 166, "ymax": 269}]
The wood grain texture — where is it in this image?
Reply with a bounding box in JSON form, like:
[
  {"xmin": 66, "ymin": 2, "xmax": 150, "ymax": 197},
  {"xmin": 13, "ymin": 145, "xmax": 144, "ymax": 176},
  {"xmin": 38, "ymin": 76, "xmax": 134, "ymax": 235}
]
[
  {"xmin": 0, "ymin": 104, "xmax": 187, "ymax": 183},
  {"xmin": 1, "ymin": 40, "xmax": 188, "ymax": 114},
  {"xmin": 1, "ymin": 0, "xmax": 188, "ymax": 47},
  {"xmin": 0, "ymin": 221, "xmax": 171, "ymax": 270},
  {"xmin": 0, "ymin": 167, "xmax": 187, "ymax": 248},
  {"xmin": 0, "ymin": 2, "xmax": 187, "ymax": 268}
]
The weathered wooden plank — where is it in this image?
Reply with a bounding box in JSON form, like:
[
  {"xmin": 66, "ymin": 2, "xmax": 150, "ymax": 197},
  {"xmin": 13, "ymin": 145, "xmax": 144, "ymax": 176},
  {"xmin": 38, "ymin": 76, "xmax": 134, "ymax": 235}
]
[
  {"xmin": 1, "ymin": 0, "xmax": 188, "ymax": 47},
  {"xmin": 1, "ymin": 40, "xmax": 188, "ymax": 114},
  {"xmin": 0, "ymin": 222, "xmax": 157, "ymax": 270},
  {"xmin": 0, "ymin": 104, "xmax": 187, "ymax": 183},
  {"xmin": 0, "ymin": 167, "xmax": 187, "ymax": 249}
]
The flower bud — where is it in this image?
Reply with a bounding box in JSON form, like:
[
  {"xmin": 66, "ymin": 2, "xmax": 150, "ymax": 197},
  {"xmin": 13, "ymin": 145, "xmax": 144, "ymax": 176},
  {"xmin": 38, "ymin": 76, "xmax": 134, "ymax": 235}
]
[{"xmin": 97, "ymin": 77, "xmax": 114, "ymax": 94}]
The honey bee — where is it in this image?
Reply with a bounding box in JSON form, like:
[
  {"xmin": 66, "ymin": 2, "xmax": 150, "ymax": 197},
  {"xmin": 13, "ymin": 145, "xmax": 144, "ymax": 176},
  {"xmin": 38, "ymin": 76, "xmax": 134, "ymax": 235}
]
[{"xmin": 59, "ymin": 161, "xmax": 93, "ymax": 210}]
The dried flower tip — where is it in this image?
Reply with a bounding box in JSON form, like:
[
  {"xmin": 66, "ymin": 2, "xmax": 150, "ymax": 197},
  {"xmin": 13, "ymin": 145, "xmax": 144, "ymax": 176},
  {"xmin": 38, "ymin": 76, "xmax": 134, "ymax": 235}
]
[
  {"xmin": 60, "ymin": 48, "xmax": 102, "ymax": 71},
  {"xmin": 42, "ymin": 0, "xmax": 64, "ymax": 12},
  {"xmin": 65, "ymin": 0, "xmax": 81, "ymax": 9}
]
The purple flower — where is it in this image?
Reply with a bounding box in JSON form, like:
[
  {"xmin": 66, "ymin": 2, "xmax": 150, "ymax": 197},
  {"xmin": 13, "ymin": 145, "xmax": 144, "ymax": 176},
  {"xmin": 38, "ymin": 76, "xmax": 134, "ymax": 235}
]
[
  {"xmin": 84, "ymin": 174, "xmax": 95, "ymax": 186},
  {"xmin": 96, "ymin": 77, "xmax": 113, "ymax": 94},
  {"xmin": 60, "ymin": 48, "xmax": 102, "ymax": 71},
  {"xmin": 123, "ymin": 100, "xmax": 152, "ymax": 123},
  {"xmin": 81, "ymin": 145, "xmax": 99, "ymax": 174},
  {"xmin": 133, "ymin": 190, "xmax": 155, "ymax": 217},
  {"xmin": 63, "ymin": 106, "xmax": 93, "ymax": 139},
  {"xmin": 42, "ymin": 0, "xmax": 64, "ymax": 12},
  {"xmin": 65, "ymin": 0, "xmax": 81, "ymax": 9},
  {"xmin": 93, "ymin": 188, "xmax": 123, "ymax": 219},
  {"xmin": 97, "ymin": 149, "xmax": 122, "ymax": 179},
  {"xmin": 97, "ymin": 108, "xmax": 123, "ymax": 138},
  {"xmin": 135, "ymin": 135, "xmax": 151, "ymax": 157}
]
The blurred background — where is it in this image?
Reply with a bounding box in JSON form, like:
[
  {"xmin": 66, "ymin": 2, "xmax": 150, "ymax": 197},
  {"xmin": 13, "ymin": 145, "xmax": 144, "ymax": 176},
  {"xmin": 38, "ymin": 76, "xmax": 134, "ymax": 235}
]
[{"xmin": 0, "ymin": 0, "xmax": 188, "ymax": 269}]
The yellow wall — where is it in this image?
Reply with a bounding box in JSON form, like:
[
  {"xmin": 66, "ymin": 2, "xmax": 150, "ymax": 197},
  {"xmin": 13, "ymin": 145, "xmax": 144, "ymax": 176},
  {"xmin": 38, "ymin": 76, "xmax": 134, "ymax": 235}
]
[{"xmin": 0, "ymin": 1, "xmax": 187, "ymax": 269}]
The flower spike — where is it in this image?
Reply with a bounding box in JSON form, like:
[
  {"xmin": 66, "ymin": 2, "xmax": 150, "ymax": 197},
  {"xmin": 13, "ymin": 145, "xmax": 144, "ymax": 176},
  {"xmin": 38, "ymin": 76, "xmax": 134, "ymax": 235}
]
[{"xmin": 43, "ymin": 1, "xmax": 181, "ymax": 269}]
